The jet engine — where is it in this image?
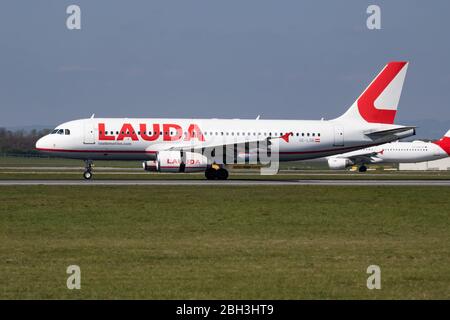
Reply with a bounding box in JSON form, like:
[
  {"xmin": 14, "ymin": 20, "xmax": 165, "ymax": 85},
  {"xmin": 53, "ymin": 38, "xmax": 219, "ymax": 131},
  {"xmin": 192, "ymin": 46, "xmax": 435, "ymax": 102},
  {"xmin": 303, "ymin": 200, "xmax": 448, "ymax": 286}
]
[
  {"xmin": 327, "ymin": 157, "xmax": 352, "ymax": 170},
  {"xmin": 143, "ymin": 151, "xmax": 208, "ymax": 173},
  {"xmin": 142, "ymin": 160, "xmax": 158, "ymax": 172}
]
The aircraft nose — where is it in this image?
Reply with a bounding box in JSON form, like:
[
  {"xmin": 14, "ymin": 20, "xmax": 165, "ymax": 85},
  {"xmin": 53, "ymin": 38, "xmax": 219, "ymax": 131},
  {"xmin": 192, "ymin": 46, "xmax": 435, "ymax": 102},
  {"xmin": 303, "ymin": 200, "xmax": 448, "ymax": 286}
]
[{"xmin": 35, "ymin": 136, "xmax": 48, "ymax": 151}]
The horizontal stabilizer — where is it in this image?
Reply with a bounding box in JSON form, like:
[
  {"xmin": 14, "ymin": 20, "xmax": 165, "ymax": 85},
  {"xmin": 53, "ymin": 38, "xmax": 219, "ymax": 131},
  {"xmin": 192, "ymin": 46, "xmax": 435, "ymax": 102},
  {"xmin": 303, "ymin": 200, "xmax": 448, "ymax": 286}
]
[{"xmin": 364, "ymin": 126, "xmax": 416, "ymax": 139}]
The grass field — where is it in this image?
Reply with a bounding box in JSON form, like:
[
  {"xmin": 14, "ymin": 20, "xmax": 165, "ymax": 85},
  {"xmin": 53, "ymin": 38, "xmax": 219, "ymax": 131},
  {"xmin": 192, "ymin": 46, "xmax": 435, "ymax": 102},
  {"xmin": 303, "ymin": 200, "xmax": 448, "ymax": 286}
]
[{"xmin": 1, "ymin": 186, "xmax": 449, "ymax": 299}]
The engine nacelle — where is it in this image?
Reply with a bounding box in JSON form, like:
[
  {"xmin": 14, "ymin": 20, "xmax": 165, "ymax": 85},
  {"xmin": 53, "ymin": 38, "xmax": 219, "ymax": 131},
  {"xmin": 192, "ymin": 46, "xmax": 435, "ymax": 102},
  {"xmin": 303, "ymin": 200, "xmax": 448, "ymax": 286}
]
[
  {"xmin": 142, "ymin": 160, "xmax": 158, "ymax": 172},
  {"xmin": 327, "ymin": 157, "xmax": 352, "ymax": 170},
  {"xmin": 143, "ymin": 151, "xmax": 208, "ymax": 173}
]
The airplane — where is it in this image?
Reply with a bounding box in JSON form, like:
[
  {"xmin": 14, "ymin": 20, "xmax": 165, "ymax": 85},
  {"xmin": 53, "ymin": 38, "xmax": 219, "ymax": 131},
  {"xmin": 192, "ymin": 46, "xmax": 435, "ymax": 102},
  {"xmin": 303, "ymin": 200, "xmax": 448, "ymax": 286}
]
[
  {"xmin": 327, "ymin": 129, "xmax": 450, "ymax": 172},
  {"xmin": 36, "ymin": 61, "xmax": 415, "ymax": 180}
]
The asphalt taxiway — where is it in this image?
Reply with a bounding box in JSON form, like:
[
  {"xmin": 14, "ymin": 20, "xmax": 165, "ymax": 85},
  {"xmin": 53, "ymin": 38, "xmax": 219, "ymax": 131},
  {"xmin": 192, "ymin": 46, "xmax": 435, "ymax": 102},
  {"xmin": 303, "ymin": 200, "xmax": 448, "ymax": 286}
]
[{"xmin": 1, "ymin": 180, "xmax": 450, "ymax": 186}]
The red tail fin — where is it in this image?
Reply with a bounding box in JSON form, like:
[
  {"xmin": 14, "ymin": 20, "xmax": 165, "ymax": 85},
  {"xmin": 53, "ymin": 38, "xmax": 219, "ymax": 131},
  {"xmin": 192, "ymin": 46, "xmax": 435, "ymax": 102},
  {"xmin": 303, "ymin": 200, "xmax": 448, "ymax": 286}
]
[
  {"xmin": 336, "ymin": 61, "xmax": 409, "ymax": 124},
  {"xmin": 433, "ymin": 129, "xmax": 450, "ymax": 155}
]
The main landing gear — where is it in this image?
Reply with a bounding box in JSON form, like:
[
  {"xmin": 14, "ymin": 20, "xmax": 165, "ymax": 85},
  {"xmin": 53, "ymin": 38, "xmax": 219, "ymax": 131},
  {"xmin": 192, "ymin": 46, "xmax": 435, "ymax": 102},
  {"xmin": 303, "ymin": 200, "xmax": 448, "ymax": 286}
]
[
  {"xmin": 358, "ymin": 165, "xmax": 367, "ymax": 173},
  {"xmin": 83, "ymin": 160, "xmax": 93, "ymax": 180},
  {"xmin": 205, "ymin": 165, "xmax": 229, "ymax": 180}
]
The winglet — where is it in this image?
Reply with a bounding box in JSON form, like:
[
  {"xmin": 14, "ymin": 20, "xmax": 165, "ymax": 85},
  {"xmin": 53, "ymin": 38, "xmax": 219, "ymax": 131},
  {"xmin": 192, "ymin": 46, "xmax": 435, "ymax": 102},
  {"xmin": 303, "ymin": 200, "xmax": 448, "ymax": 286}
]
[{"xmin": 280, "ymin": 132, "xmax": 293, "ymax": 142}]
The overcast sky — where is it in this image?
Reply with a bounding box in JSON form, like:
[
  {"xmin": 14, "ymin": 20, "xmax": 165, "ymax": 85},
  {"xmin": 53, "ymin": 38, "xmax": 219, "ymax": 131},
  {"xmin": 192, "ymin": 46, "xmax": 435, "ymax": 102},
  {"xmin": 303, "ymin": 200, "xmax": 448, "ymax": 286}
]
[{"xmin": 0, "ymin": 0, "xmax": 449, "ymax": 133}]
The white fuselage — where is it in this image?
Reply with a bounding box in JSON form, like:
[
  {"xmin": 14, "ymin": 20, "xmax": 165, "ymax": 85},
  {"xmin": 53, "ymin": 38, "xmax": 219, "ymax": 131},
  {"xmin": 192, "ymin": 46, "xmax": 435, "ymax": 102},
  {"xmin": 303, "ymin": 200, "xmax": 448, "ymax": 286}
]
[{"xmin": 35, "ymin": 117, "xmax": 414, "ymax": 163}]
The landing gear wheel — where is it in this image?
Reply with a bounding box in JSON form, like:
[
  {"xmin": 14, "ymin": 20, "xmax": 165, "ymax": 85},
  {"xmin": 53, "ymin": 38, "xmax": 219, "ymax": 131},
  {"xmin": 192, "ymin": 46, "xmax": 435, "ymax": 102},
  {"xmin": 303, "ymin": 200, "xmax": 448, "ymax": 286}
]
[
  {"xmin": 216, "ymin": 168, "xmax": 229, "ymax": 180},
  {"xmin": 205, "ymin": 168, "xmax": 216, "ymax": 180},
  {"xmin": 83, "ymin": 171, "xmax": 92, "ymax": 180},
  {"xmin": 359, "ymin": 165, "xmax": 367, "ymax": 173},
  {"xmin": 83, "ymin": 160, "xmax": 94, "ymax": 180}
]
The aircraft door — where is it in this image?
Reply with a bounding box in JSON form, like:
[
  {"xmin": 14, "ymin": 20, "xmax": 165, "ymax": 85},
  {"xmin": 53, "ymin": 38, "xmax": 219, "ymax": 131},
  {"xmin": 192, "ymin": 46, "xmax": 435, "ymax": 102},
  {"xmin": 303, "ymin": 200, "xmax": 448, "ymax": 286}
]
[
  {"xmin": 83, "ymin": 120, "xmax": 95, "ymax": 144},
  {"xmin": 333, "ymin": 126, "xmax": 344, "ymax": 146}
]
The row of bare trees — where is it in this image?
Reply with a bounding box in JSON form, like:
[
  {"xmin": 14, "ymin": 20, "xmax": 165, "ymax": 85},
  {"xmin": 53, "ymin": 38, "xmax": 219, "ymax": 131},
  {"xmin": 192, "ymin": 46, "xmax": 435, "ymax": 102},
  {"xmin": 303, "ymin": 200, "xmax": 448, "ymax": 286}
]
[{"xmin": 0, "ymin": 128, "xmax": 51, "ymax": 154}]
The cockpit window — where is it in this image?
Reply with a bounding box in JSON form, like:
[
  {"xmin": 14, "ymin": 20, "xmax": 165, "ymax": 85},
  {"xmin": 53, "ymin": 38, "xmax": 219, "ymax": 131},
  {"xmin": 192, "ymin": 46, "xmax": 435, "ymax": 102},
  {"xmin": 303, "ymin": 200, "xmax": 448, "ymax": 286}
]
[{"xmin": 51, "ymin": 128, "xmax": 70, "ymax": 135}]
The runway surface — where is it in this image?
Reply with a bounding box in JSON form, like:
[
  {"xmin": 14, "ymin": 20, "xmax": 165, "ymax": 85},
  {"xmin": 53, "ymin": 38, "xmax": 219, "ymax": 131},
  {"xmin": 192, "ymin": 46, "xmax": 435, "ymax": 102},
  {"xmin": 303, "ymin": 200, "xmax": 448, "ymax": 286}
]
[{"xmin": 1, "ymin": 179, "xmax": 450, "ymax": 186}]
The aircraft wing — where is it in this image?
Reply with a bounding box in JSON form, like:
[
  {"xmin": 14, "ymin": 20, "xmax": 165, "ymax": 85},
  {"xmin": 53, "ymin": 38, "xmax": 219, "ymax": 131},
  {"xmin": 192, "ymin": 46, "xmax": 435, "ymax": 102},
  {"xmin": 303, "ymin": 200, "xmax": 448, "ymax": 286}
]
[
  {"xmin": 150, "ymin": 132, "xmax": 293, "ymax": 153},
  {"xmin": 334, "ymin": 150, "xmax": 381, "ymax": 165}
]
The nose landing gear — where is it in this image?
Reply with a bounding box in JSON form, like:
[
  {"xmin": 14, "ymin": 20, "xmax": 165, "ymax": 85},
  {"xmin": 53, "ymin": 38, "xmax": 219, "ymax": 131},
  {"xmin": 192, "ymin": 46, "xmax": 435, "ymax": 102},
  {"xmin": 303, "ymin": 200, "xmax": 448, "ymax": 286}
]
[{"xmin": 83, "ymin": 160, "xmax": 93, "ymax": 180}]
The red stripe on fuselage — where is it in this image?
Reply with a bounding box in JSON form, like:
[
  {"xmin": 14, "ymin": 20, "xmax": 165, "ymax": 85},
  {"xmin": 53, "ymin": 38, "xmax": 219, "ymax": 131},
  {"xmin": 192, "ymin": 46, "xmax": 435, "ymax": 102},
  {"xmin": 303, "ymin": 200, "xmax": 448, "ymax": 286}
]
[{"xmin": 36, "ymin": 148, "xmax": 157, "ymax": 154}]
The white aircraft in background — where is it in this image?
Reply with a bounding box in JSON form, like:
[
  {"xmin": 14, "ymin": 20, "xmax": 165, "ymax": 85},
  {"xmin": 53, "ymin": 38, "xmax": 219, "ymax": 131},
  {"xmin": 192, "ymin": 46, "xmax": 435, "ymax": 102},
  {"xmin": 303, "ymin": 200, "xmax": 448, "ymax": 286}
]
[
  {"xmin": 327, "ymin": 129, "xmax": 450, "ymax": 172},
  {"xmin": 36, "ymin": 61, "xmax": 415, "ymax": 180}
]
